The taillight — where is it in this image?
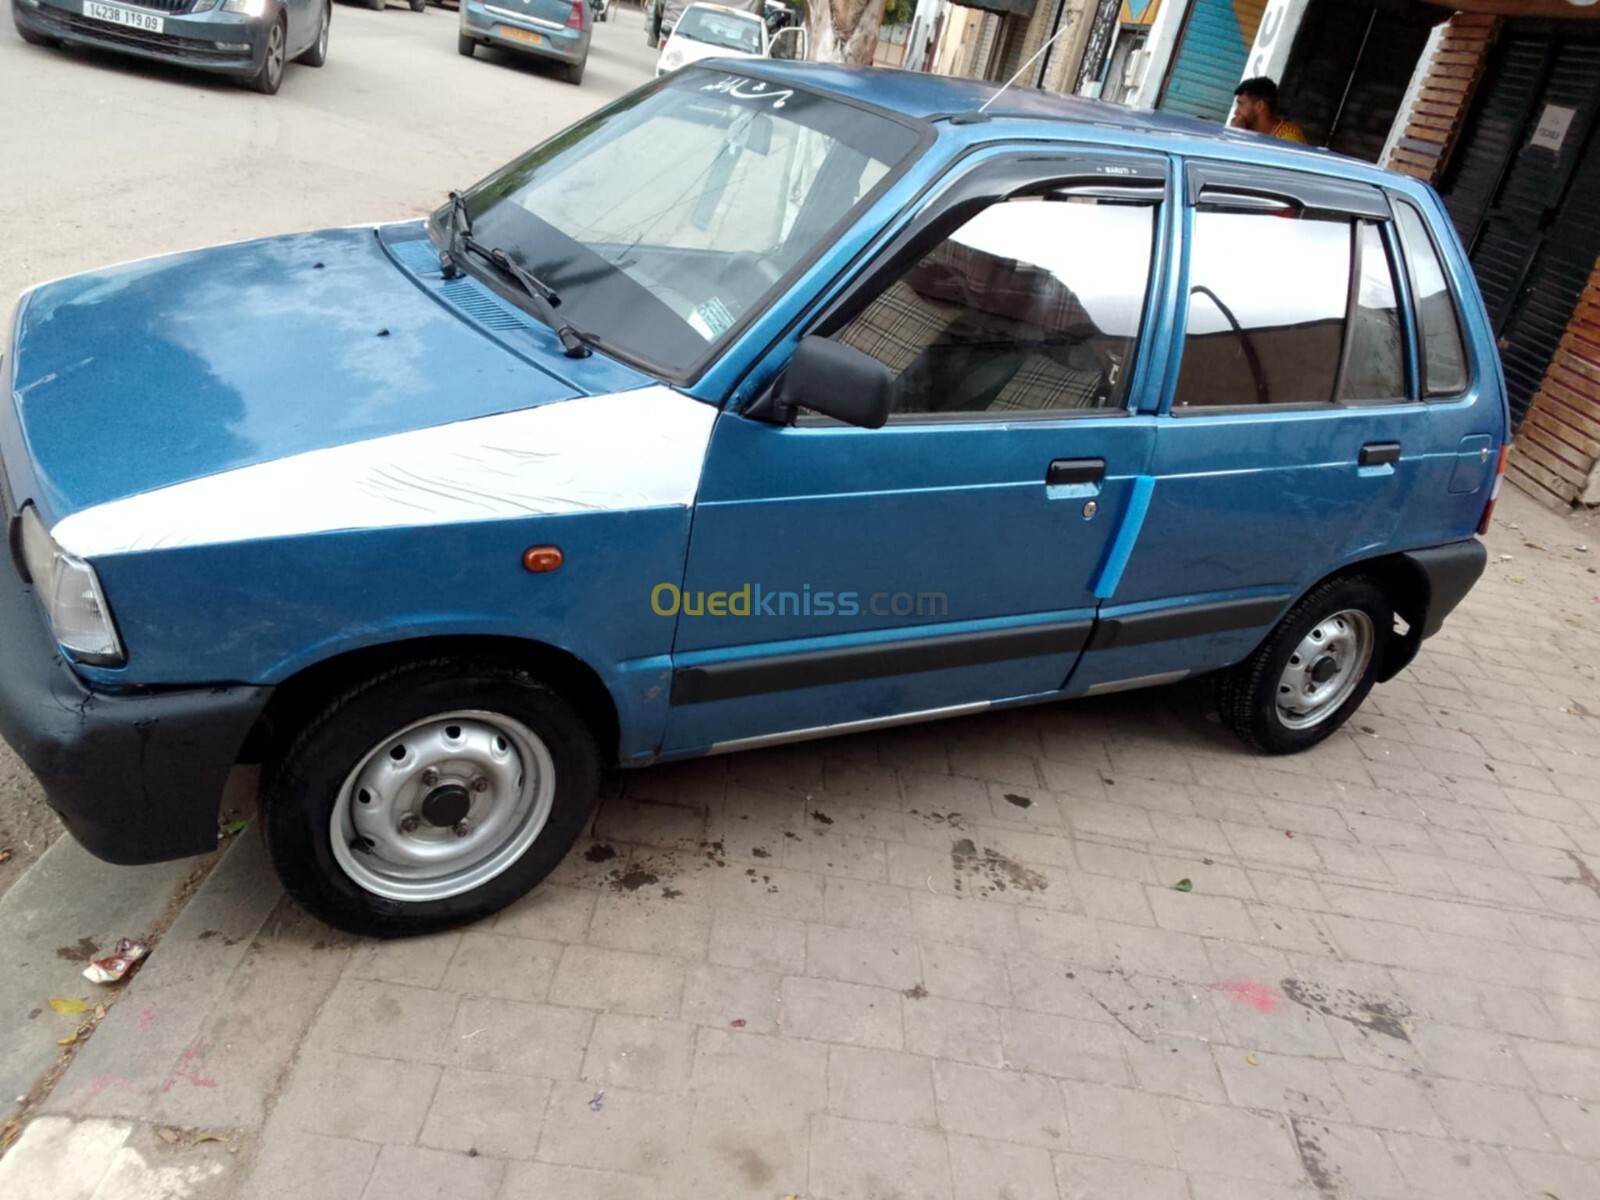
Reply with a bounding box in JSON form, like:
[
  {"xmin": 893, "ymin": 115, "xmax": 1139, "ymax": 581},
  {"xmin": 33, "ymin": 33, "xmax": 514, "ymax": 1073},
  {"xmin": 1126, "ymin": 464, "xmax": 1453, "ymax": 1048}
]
[
  {"xmin": 1478, "ymin": 443, "xmax": 1509, "ymax": 536},
  {"xmin": 659, "ymin": 36, "xmax": 667, "ymax": 48},
  {"xmin": 566, "ymin": 1, "xmax": 583, "ymax": 27}
]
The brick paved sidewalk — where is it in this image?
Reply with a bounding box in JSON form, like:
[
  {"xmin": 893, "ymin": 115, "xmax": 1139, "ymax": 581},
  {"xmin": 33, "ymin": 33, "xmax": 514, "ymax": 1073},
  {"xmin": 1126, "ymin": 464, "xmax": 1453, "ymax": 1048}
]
[{"xmin": 10, "ymin": 487, "xmax": 1600, "ymax": 1200}]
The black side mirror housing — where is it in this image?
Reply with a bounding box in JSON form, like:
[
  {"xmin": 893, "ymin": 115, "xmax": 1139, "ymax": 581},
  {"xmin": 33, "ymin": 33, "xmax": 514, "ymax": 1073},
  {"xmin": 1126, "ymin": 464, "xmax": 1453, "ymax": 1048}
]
[{"xmin": 774, "ymin": 336, "xmax": 893, "ymax": 429}]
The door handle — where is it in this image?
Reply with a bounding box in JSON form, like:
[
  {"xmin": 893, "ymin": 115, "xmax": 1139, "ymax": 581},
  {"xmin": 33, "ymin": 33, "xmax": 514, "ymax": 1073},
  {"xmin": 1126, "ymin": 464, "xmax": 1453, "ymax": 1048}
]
[
  {"xmin": 1047, "ymin": 458, "xmax": 1106, "ymax": 486},
  {"xmin": 1359, "ymin": 442, "xmax": 1401, "ymax": 468}
]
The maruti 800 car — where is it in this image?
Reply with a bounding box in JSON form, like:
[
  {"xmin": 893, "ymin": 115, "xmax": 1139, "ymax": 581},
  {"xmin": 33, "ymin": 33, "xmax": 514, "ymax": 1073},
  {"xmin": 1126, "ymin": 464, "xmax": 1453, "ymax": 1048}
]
[
  {"xmin": 0, "ymin": 65, "xmax": 1504, "ymax": 936},
  {"xmin": 13, "ymin": 0, "xmax": 330, "ymax": 95}
]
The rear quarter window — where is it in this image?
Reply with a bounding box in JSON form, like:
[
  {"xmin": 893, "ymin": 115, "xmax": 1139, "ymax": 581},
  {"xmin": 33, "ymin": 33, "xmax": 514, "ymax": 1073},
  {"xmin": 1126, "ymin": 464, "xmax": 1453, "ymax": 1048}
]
[{"xmin": 1393, "ymin": 201, "xmax": 1470, "ymax": 398}]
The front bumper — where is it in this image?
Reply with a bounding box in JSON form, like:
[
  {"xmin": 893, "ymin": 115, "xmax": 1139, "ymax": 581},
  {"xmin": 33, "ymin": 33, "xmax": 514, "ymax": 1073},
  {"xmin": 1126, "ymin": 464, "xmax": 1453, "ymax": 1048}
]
[
  {"xmin": 0, "ymin": 550, "xmax": 270, "ymax": 865},
  {"xmin": 460, "ymin": 1, "xmax": 585, "ymax": 64},
  {"xmin": 13, "ymin": 0, "xmax": 271, "ymax": 78}
]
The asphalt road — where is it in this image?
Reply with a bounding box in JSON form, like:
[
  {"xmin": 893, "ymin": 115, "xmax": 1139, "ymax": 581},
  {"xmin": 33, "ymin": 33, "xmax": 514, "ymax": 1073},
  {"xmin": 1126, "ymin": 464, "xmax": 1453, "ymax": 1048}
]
[{"xmin": 0, "ymin": 0, "xmax": 662, "ymax": 893}]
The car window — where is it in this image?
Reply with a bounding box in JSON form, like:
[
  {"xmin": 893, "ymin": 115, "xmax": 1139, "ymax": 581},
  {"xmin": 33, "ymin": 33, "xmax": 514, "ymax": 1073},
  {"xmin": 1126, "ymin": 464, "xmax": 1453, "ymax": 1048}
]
[
  {"xmin": 832, "ymin": 195, "xmax": 1157, "ymax": 418},
  {"xmin": 1339, "ymin": 222, "xmax": 1406, "ymax": 402},
  {"xmin": 676, "ymin": 7, "xmax": 763, "ymax": 53},
  {"xmin": 1394, "ymin": 202, "xmax": 1470, "ymax": 397},
  {"xmin": 1174, "ymin": 209, "xmax": 1358, "ymax": 409}
]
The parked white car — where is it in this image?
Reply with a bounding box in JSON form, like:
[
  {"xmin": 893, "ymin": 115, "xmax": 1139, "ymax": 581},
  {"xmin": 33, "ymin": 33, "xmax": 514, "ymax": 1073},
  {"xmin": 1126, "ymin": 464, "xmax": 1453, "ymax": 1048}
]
[{"xmin": 655, "ymin": 2, "xmax": 805, "ymax": 75}]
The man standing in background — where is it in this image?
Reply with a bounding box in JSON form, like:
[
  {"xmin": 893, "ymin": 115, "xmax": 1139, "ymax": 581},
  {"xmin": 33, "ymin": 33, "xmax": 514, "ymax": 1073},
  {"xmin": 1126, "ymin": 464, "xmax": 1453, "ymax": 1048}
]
[{"xmin": 1230, "ymin": 77, "xmax": 1308, "ymax": 143}]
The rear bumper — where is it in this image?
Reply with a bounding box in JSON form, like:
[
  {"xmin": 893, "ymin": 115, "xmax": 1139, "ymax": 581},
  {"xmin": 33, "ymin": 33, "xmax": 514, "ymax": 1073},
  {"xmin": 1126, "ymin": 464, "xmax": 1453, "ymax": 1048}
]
[
  {"xmin": 13, "ymin": 0, "xmax": 269, "ymax": 77},
  {"xmin": 0, "ymin": 554, "xmax": 270, "ymax": 865},
  {"xmin": 1405, "ymin": 539, "xmax": 1486, "ymax": 640},
  {"xmin": 460, "ymin": 1, "xmax": 585, "ymax": 63}
]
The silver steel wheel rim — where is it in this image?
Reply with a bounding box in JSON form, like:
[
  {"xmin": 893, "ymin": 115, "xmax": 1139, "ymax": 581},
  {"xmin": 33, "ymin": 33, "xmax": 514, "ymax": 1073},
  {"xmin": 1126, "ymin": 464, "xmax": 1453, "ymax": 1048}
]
[
  {"xmin": 1275, "ymin": 608, "xmax": 1374, "ymax": 730},
  {"xmin": 330, "ymin": 710, "xmax": 556, "ymax": 902},
  {"xmin": 266, "ymin": 22, "xmax": 284, "ymax": 83}
]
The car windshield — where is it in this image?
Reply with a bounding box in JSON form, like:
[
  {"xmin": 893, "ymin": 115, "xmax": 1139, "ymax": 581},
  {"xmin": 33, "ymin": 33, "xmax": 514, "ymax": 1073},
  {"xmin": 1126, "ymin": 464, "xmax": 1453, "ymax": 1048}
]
[
  {"xmin": 676, "ymin": 7, "xmax": 763, "ymax": 53},
  {"xmin": 438, "ymin": 69, "xmax": 922, "ymax": 378}
]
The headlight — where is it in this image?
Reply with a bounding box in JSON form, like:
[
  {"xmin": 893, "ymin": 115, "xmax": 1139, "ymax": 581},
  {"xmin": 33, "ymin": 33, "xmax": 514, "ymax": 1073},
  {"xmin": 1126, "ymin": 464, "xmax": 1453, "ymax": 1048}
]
[
  {"xmin": 18, "ymin": 505, "xmax": 125, "ymax": 665},
  {"xmin": 220, "ymin": 0, "xmax": 269, "ymax": 15},
  {"xmin": 190, "ymin": 0, "xmax": 218, "ymax": 10},
  {"xmin": 663, "ymin": 51, "xmax": 682, "ymax": 69}
]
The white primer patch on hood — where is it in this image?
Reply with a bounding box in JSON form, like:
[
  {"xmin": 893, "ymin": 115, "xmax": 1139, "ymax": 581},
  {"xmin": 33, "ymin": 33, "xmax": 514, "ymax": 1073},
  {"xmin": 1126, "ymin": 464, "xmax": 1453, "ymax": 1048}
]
[{"xmin": 53, "ymin": 386, "xmax": 718, "ymax": 558}]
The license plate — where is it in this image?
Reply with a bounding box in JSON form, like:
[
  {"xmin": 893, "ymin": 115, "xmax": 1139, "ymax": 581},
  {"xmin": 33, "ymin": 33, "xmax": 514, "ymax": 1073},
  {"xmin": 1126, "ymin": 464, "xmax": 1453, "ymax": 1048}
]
[
  {"xmin": 83, "ymin": 1, "xmax": 164, "ymax": 32},
  {"xmin": 499, "ymin": 25, "xmax": 543, "ymax": 46}
]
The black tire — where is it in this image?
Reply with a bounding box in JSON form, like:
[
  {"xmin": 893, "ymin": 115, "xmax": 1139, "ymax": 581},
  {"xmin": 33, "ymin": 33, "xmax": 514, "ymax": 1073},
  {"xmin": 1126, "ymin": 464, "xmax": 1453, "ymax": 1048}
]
[
  {"xmin": 263, "ymin": 658, "xmax": 601, "ymax": 937},
  {"xmin": 368, "ymin": 0, "xmax": 384, "ymax": 10},
  {"xmin": 409, "ymin": 0, "xmax": 425, "ymax": 10},
  {"xmin": 297, "ymin": 0, "xmax": 330, "ymax": 65},
  {"xmin": 563, "ymin": 55, "xmax": 585, "ymax": 84},
  {"xmin": 248, "ymin": 13, "xmax": 287, "ymax": 94},
  {"xmin": 1216, "ymin": 576, "xmax": 1392, "ymax": 755},
  {"xmin": 457, "ymin": 32, "xmax": 474, "ymax": 54}
]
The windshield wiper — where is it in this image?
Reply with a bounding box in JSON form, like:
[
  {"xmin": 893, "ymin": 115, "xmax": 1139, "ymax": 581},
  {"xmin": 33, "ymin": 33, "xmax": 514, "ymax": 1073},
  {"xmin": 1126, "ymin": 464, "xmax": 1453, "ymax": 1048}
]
[
  {"xmin": 461, "ymin": 240, "xmax": 594, "ymax": 359},
  {"xmin": 438, "ymin": 190, "xmax": 473, "ymax": 281},
  {"xmin": 436, "ymin": 189, "xmax": 597, "ymax": 358}
]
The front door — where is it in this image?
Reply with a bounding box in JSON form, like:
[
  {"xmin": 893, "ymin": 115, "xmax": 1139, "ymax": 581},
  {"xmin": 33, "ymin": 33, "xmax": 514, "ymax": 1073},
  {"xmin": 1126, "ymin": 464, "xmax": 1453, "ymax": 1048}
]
[{"xmin": 660, "ymin": 160, "xmax": 1168, "ymax": 753}]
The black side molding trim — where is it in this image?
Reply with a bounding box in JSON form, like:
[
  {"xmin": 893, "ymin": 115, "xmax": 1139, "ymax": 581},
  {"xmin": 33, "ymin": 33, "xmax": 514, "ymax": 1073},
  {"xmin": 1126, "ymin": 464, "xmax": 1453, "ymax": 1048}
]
[
  {"xmin": 672, "ymin": 620, "xmax": 1094, "ymax": 706},
  {"xmin": 1403, "ymin": 539, "xmax": 1486, "ymax": 640},
  {"xmin": 1086, "ymin": 595, "xmax": 1291, "ymax": 653}
]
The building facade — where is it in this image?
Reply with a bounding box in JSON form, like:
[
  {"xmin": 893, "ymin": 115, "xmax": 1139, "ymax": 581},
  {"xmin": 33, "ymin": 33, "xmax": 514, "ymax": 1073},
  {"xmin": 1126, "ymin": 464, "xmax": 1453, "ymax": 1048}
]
[{"xmin": 1098, "ymin": 0, "xmax": 1600, "ymax": 508}]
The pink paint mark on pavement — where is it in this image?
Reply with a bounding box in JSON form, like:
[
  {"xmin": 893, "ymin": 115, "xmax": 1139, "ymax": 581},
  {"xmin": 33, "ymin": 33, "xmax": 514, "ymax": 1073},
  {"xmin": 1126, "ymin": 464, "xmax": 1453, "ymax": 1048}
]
[
  {"xmin": 138, "ymin": 1007, "xmax": 156, "ymax": 1029},
  {"xmin": 159, "ymin": 1037, "xmax": 219, "ymax": 1093},
  {"xmin": 1214, "ymin": 981, "xmax": 1280, "ymax": 1013}
]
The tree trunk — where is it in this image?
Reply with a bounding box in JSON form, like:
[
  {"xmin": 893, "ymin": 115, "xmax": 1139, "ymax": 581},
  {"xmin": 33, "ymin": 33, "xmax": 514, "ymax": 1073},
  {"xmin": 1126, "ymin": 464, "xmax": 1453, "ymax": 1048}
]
[{"xmin": 806, "ymin": 0, "xmax": 889, "ymax": 65}]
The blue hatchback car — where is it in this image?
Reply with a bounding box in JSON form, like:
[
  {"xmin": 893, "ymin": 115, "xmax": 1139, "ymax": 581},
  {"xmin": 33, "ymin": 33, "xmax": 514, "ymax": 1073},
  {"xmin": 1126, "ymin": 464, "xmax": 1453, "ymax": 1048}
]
[{"xmin": 0, "ymin": 65, "xmax": 1505, "ymax": 935}]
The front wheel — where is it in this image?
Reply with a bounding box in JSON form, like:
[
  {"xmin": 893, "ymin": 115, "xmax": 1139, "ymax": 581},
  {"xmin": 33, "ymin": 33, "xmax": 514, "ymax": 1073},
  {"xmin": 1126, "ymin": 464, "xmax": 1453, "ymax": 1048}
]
[
  {"xmin": 248, "ymin": 14, "xmax": 287, "ymax": 94},
  {"xmin": 263, "ymin": 659, "xmax": 600, "ymax": 936},
  {"xmin": 457, "ymin": 32, "xmax": 474, "ymax": 54},
  {"xmin": 1216, "ymin": 576, "xmax": 1392, "ymax": 754}
]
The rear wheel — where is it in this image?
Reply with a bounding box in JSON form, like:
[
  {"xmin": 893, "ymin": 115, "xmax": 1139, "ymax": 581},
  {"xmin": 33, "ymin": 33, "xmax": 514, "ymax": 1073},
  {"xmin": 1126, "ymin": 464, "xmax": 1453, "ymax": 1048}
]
[
  {"xmin": 457, "ymin": 32, "xmax": 475, "ymax": 54},
  {"xmin": 562, "ymin": 54, "xmax": 585, "ymax": 84},
  {"xmin": 296, "ymin": 0, "xmax": 329, "ymax": 65},
  {"xmin": 263, "ymin": 658, "xmax": 601, "ymax": 937},
  {"xmin": 248, "ymin": 14, "xmax": 287, "ymax": 94},
  {"xmin": 1216, "ymin": 576, "xmax": 1391, "ymax": 755}
]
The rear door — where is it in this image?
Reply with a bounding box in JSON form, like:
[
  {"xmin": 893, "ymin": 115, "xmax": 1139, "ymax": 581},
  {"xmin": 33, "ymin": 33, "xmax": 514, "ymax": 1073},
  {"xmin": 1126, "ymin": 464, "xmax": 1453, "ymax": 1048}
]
[
  {"xmin": 1067, "ymin": 161, "xmax": 1431, "ymax": 695},
  {"xmin": 660, "ymin": 151, "xmax": 1171, "ymax": 754}
]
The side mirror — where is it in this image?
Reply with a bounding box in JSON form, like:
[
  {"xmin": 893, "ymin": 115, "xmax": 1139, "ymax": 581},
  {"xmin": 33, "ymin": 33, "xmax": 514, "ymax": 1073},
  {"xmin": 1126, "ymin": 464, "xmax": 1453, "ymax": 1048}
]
[{"xmin": 776, "ymin": 336, "xmax": 893, "ymax": 429}]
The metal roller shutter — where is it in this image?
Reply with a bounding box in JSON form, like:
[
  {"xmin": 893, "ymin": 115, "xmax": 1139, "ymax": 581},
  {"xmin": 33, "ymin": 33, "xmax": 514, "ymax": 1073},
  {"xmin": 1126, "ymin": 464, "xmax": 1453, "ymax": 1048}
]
[
  {"xmin": 1439, "ymin": 25, "xmax": 1600, "ymax": 428},
  {"xmin": 1159, "ymin": 0, "xmax": 1268, "ymax": 124}
]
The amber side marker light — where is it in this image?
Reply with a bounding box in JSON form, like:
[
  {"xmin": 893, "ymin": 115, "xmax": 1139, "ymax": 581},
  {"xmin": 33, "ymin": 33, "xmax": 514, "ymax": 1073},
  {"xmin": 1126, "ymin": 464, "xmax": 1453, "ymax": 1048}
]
[
  {"xmin": 1479, "ymin": 444, "xmax": 1510, "ymax": 536},
  {"xmin": 523, "ymin": 546, "xmax": 564, "ymax": 573}
]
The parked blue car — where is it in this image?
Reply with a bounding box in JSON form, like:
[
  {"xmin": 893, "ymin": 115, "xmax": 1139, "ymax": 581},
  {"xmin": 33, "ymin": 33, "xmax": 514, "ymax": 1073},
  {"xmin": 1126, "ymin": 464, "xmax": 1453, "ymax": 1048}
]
[
  {"xmin": 457, "ymin": 0, "xmax": 597, "ymax": 84},
  {"xmin": 12, "ymin": 0, "xmax": 330, "ymax": 95},
  {"xmin": 0, "ymin": 64, "xmax": 1505, "ymax": 935}
]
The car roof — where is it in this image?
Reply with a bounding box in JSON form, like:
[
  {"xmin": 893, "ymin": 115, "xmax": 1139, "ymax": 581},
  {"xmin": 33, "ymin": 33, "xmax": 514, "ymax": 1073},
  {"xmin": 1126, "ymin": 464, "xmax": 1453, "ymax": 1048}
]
[
  {"xmin": 725, "ymin": 61, "xmax": 1394, "ymax": 178},
  {"xmin": 683, "ymin": 2, "xmax": 763, "ymax": 15}
]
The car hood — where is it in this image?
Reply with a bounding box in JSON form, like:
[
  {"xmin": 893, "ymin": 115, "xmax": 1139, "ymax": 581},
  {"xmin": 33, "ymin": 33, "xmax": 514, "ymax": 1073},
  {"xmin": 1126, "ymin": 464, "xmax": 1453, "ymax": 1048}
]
[{"xmin": 3, "ymin": 224, "xmax": 655, "ymax": 527}]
